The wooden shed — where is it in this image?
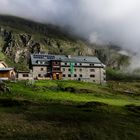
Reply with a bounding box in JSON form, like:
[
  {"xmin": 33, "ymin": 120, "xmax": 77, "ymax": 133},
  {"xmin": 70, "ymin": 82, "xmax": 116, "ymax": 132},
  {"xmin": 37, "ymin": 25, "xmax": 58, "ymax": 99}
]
[{"xmin": 0, "ymin": 68, "xmax": 16, "ymax": 80}]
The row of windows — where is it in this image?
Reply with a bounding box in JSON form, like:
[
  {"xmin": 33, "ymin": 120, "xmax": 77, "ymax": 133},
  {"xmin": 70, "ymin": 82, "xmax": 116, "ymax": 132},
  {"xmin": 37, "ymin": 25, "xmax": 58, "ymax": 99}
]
[
  {"xmin": 63, "ymin": 68, "xmax": 95, "ymax": 72},
  {"xmin": 23, "ymin": 74, "xmax": 29, "ymax": 77},
  {"xmin": 40, "ymin": 67, "xmax": 61, "ymax": 71},
  {"xmin": 36, "ymin": 74, "xmax": 96, "ymax": 78},
  {"xmin": 63, "ymin": 74, "xmax": 95, "ymax": 78},
  {"xmin": 36, "ymin": 61, "xmax": 96, "ymax": 66},
  {"xmin": 63, "ymin": 63, "xmax": 82, "ymax": 66},
  {"xmin": 63, "ymin": 74, "xmax": 82, "ymax": 78},
  {"xmin": 40, "ymin": 68, "xmax": 96, "ymax": 72},
  {"xmin": 37, "ymin": 61, "xmax": 60, "ymax": 65},
  {"xmin": 63, "ymin": 63, "xmax": 95, "ymax": 66}
]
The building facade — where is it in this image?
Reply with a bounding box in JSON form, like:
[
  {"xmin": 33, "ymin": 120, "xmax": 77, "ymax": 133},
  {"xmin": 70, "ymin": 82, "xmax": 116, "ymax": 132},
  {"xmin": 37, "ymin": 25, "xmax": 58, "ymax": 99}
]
[{"xmin": 30, "ymin": 54, "xmax": 106, "ymax": 84}]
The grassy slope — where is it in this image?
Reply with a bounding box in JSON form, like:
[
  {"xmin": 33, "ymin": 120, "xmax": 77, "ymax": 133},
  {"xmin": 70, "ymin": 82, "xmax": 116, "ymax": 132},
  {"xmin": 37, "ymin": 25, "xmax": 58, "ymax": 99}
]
[
  {"xmin": 7, "ymin": 80, "xmax": 140, "ymax": 106},
  {"xmin": 0, "ymin": 80, "xmax": 140, "ymax": 139}
]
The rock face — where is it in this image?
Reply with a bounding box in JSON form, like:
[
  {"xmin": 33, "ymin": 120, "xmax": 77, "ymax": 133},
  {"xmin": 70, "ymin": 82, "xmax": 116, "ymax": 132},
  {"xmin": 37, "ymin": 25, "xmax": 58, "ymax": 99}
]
[
  {"xmin": 0, "ymin": 26, "xmax": 96, "ymax": 70},
  {"xmin": 0, "ymin": 27, "xmax": 43, "ymax": 70}
]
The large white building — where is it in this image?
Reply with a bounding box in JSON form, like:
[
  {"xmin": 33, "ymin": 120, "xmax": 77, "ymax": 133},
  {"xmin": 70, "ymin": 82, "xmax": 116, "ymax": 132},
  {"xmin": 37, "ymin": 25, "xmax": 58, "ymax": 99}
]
[{"xmin": 28, "ymin": 54, "xmax": 106, "ymax": 84}]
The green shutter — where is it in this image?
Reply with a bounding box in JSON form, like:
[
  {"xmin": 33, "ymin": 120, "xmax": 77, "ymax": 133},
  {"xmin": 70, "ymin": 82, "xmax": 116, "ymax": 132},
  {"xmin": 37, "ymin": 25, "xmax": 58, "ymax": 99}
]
[{"xmin": 70, "ymin": 62, "xmax": 74, "ymax": 74}]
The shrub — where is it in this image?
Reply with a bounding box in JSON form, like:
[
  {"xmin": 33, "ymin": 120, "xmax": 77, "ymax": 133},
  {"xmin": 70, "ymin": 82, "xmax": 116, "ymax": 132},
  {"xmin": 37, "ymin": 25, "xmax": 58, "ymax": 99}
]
[{"xmin": 106, "ymin": 68, "xmax": 140, "ymax": 81}]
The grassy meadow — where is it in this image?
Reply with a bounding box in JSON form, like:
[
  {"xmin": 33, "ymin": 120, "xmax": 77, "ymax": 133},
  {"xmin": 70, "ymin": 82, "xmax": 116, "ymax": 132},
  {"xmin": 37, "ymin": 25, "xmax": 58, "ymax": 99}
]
[{"xmin": 0, "ymin": 80, "xmax": 140, "ymax": 140}]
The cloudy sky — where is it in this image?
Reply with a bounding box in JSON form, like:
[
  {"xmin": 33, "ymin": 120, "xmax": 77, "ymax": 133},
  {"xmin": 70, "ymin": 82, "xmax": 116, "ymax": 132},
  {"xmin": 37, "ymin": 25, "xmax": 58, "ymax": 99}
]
[{"xmin": 1, "ymin": 0, "xmax": 140, "ymax": 52}]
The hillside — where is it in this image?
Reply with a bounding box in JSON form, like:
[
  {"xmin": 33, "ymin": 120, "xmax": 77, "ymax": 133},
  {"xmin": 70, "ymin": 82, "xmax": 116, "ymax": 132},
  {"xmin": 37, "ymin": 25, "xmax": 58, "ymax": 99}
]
[
  {"xmin": 0, "ymin": 80, "xmax": 140, "ymax": 139},
  {"xmin": 0, "ymin": 15, "xmax": 96, "ymax": 70}
]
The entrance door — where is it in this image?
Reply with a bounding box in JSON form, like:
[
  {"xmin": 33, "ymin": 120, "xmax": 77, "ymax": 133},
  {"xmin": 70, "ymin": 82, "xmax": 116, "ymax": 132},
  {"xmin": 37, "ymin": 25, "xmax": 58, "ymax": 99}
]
[{"xmin": 56, "ymin": 73, "xmax": 60, "ymax": 80}]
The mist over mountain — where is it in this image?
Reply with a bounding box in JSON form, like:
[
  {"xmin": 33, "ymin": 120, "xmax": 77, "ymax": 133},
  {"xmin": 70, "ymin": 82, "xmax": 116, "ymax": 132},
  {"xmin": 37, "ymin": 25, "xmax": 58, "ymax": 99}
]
[
  {"xmin": 0, "ymin": 15, "xmax": 131, "ymax": 72},
  {"xmin": 0, "ymin": 0, "xmax": 140, "ymax": 53}
]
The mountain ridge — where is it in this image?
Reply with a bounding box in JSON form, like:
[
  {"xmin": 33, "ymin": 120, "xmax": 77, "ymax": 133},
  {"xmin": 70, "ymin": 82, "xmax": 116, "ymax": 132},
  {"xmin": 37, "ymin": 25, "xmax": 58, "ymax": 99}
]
[
  {"xmin": 0, "ymin": 15, "xmax": 96, "ymax": 70},
  {"xmin": 0, "ymin": 15, "xmax": 130, "ymax": 71}
]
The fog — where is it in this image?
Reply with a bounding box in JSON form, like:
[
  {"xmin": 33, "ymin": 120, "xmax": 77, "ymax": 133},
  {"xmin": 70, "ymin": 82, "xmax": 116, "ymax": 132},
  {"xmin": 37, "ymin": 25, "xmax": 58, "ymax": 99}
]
[{"xmin": 1, "ymin": 0, "xmax": 140, "ymax": 53}]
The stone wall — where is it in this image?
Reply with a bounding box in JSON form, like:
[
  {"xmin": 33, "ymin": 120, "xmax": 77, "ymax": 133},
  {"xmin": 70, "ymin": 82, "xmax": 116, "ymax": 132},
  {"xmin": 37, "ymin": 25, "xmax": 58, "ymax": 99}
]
[{"xmin": 32, "ymin": 66, "xmax": 47, "ymax": 78}]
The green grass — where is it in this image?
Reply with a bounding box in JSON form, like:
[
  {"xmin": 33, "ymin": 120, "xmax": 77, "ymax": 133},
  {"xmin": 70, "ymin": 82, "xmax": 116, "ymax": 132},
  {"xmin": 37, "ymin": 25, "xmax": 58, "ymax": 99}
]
[
  {"xmin": 5, "ymin": 80, "xmax": 140, "ymax": 106},
  {"xmin": 0, "ymin": 80, "xmax": 140, "ymax": 140}
]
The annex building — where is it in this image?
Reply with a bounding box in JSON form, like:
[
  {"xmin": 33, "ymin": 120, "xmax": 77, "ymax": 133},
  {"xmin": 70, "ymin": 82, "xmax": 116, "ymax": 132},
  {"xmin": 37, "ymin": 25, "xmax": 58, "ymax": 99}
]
[{"xmin": 28, "ymin": 54, "xmax": 106, "ymax": 84}]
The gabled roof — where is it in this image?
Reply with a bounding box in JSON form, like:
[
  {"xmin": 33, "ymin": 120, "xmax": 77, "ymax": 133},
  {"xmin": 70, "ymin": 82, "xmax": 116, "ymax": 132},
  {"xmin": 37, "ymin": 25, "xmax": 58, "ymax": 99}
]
[{"xmin": 31, "ymin": 54, "xmax": 103, "ymax": 66}]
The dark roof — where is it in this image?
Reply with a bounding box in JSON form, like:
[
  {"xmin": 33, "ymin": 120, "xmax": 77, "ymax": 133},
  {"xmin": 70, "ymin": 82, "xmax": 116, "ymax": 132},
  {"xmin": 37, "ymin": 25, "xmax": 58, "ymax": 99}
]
[
  {"xmin": 0, "ymin": 68, "xmax": 14, "ymax": 72},
  {"xmin": 31, "ymin": 54, "xmax": 104, "ymax": 66}
]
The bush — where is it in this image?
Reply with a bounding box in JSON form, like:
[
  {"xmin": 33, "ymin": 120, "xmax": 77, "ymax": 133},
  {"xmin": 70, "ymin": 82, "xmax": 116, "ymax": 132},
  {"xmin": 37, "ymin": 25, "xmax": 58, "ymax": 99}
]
[
  {"xmin": 0, "ymin": 81, "xmax": 10, "ymax": 93},
  {"xmin": 106, "ymin": 68, "xmax": 140, "ymax": 81}
]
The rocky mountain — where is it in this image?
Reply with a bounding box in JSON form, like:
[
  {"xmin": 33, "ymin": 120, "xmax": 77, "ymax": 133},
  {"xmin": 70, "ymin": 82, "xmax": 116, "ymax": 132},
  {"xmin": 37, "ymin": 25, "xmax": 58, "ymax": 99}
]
[
  {"xmin": 0, "ymin": 15, "xmax": 97, "ymax": 70},
  {"xmin": 0, "ymin": 15, "xmax": 130, "ymax": 71}
]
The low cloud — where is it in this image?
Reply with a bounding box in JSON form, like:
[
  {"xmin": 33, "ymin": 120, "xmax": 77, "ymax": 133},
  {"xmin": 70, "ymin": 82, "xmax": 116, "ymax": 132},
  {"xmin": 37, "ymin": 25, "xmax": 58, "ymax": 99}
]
[{"xmin": 1, "ymin": 0, "xmax": 140, "ymax": 53}]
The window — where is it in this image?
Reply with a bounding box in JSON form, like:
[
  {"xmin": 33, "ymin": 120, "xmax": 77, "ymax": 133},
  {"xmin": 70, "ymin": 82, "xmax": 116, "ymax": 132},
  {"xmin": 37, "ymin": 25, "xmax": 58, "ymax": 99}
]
[
  {"xmin": 80, "ymin": 63, "xmax": 82, "ymax": 66},
  {"xmin": 68, "ymin": 74, "xmax": 71, "ymax": 77},
  {"xmin": 41, "ymin": 68, "xmax": 44, "ymax": 71},
  {"xmin": 74, "ymin": 74, "xmax": 77, "ymax": 77},
  {"xmin": 23, "ymin": 74, "xmax": 29, "ymax": 77},
  {"xmin": 63, "ymin": 74, "xmax": 66, "ymax": 77},
  {"xmin": 53, "ymin": 61, "xmax": 60, "ymax": 65},
  {"xmin": 63, "ymin": 68, "xmax": 65, "ymax": 71},
  {"xmin": 68, "ymin": 68, "xmax": 71, "ymax": 71},
  {"xmin": 90, "ymin": 69, "xmax": 95, "ymax": 72},
  {"xmin": 90, "ymin": 64, "xmax": 94, "ymax": 66},
  {"xmin": 75, "ymin": 69, "xmax": 77, "ymax": 72},
  {"xmin": 90, "ymin": 75, "xmax": 95, "ymax": 78},
  {"xmin": 79, "ymin": 69, "xmax": 82, "ymax": 72},
  {"xmin": 79, "ymin": 74, "xmax": 82, "ymax": 78},
  {"xmin": 65, "ymin": 63, "xmax": 67, "ymax": 66},
  {"xmin": 75, "ymin": 63, "xmax": 77, "ymax": 66},
  {"xmin": 38, "ymin": 74, "xmax": 41, "ymax": 77}
]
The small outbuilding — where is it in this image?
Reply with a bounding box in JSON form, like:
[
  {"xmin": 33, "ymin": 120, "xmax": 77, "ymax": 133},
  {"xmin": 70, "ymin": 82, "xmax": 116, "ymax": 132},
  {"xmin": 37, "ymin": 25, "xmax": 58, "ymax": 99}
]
[
  {"xmin": 0, "ymin": 68, "xmax": 16, "ymax": 80},
  {"xmin": 0, "ymin": 60, "xmax": 16, "ymax": 80},
  {"xmin": 17, "ymin": 71, "xmax": 32, "ymax": 80}
]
